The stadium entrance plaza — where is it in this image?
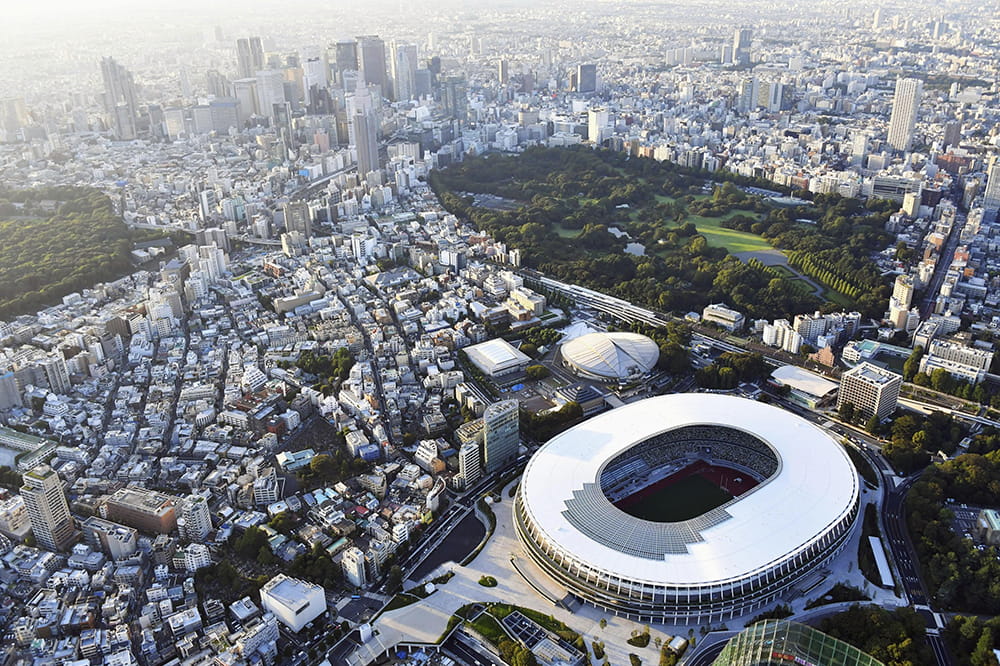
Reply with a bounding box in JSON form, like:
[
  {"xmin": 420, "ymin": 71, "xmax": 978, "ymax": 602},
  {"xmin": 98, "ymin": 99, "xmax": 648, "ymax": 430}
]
[{"xmin": 347, "ymin": 480, "xmax": 902, "ymax": 666}]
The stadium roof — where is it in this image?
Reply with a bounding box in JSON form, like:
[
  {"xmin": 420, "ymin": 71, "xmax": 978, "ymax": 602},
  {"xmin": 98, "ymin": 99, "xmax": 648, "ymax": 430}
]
[
  {"xmin": 518, "ymin": 394, "xmax": 858, "ymax": 586},
  {"xmin": 770, "ymin": 365, "xmax": 838, "ymax": 398},
  {"xmin": 465, "ymin": 338, "xmax": 530, "ymax": 376},
  {"xmin": 560, "ymin": 332, "xmax": 659, "ymax": 380}
]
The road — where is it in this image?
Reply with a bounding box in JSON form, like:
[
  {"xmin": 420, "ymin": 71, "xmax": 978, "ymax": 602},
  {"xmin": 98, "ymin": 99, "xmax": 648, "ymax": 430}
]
[{"xmin": 919, "ymin": 210, "xmax": 966, "ymax": 319}]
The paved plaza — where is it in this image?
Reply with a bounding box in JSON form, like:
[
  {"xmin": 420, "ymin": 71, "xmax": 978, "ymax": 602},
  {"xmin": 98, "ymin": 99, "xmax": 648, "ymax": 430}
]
[{"xmin": 350, "ymin": 479, "xmax": 903, "ymax": 666}]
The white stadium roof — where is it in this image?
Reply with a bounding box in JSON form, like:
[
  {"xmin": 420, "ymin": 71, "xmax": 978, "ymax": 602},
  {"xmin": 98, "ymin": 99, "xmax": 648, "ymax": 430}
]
[
  {"xmin": 560, "ymin": 332, "xmax": 659, "ymax": 380},
  {"xmin": 518, "ymin": 394, "xmax": 858, "ymax": 586},
  {"xmin": 465, "ymin": 338, "xmax": 531, "ymax": 375},
  {"xmin": 770, "ymin": 365, "xmax": 838, "ymax": 399}
]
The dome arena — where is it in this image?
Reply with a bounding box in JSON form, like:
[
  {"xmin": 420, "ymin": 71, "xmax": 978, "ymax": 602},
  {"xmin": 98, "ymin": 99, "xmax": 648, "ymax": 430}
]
[{"xmin": 559, "ymin": 331, "xmax": 659, "ymax": 381}]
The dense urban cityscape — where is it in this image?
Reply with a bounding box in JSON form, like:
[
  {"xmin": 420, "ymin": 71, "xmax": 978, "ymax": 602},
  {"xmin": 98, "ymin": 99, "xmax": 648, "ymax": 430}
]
[{"xmin": 3, "ymin": 1, "xmax": 1000, "ymax": 665}]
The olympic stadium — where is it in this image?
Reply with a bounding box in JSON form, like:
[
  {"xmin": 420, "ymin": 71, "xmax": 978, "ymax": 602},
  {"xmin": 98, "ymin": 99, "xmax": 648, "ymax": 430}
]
[{"xmin": 514, "ymin": 393, "xmax": 860, "ymax": 622}]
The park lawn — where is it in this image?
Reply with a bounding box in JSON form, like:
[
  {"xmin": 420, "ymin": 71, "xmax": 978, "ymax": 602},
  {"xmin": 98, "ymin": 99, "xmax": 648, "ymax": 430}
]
[
  {"xmin": 554, "ymin": 223, "xmax": 581, "ymax": 238},
  {"xmin": 821, "ymin": 286, "xmax": 855, "ymax": 307},
  {"xmin": 687, "ymin": 211, "xmax": 773, "ymax": 253}
]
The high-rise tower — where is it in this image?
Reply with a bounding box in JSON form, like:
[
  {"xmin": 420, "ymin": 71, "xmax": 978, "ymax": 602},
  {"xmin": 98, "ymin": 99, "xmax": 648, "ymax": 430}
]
[
  {"xmin": 236, "ymin": 37, "xmax": 265, "ymax": 79},
  {"xmin": 21, "ymin": 465, "xmax": 77, "ymax": 551},
  {"xmin": 887, "ymin": 77, "xmax": 923, "ymax": 153},
  {"xmin": 356, "ymin": 36, "xmax": 388, "ymax": 97},
  {"xmin": 100, "ymin": 57, "xmax": 139, "ymax": 140},
  {"xmin": 483, "ymin": 400, "xmax": 519, "ymax": 474},
  {"xmin": 390, "ymin": 42, "xmax": 418, "ymax": 102},
  {"xmin": 733, "ymin": 28, "xmax": 753, "ymax": 66},
  {"xmin": 352, "ymin": 108, "xmax": 379, "ymax": 178},
  {"xmin": 982, "ymin": 160, "xmax": 1000, "ymax": 223}
]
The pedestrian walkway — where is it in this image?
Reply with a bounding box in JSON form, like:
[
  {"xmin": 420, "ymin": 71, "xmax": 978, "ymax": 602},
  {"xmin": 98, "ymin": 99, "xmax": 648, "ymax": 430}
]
[{"xmin": 352, "ymin": 477, "xmax": 900, "ymax": 666}]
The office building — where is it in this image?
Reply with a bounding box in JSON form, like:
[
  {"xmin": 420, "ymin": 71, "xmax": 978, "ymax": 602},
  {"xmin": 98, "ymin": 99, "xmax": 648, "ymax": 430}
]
[
  {"xmin": 498, "ymin": 59, "xmax": 510, "ymax": 84},
  {"xmin": 81, "ymin": 516, "xmax": 138, "ymax": 560},
  {"xmin": 577, "ymin": 63, "xmax": 597, "ymax": 93},
  {"xmin": 887, "ymin": 77, "xmax": 923, "ymax": 153},
  {"xmin": 178, "ymin": 494, "xmax": 212, "ymax": 542},
  {"xmin": 100, "ymin": 56, "xmax": 139, "ymax": 140},
  {"xmin": 104, "ymin": 487, "xmax": 177, "ymax": 534},
  {"xmin": 21, "ymin": 465, "xmax": 77, "ymax": 551},
  {"xmin": 702, "ymin": 303, "xmax": 745, "ymax": 332},
  {"xmin": 390, "ymin": 42, "xmax": 418, "ymax": 102},
  {"xmin": 342, "ymin": 546, "xmax": 367, "ymax": 588},
  {"xmin": 982, "ymin": 160, "xmax": 1000, "ymax": 223},
  {"xmin": 254, "ymin": 70, "xmax": 285, "ymax": 120},
  {"xmin": 352, "ymin": 108, "xmax": 380, "ymax": 178},
  {"xmin": 282, "ymin": 202, "xmax": 312, "ymax": 238},
  {"xmin": 236, "ymin": 37, "xmax": 265, "ymax": 79},
  {"xmin": 837, "ymin": 362, "xmax": 902, "ymax": 422},
  {"xmin": 441, "ymin": 75, "xmax": 468, "ymax": 122},
  {"xmin": 259, "ymin": 574, "xmax": 326, "ymax": 632},
  {"xmin": 357, "ymin": 35, "xmax": 388, "ymax": 96},
  {"xmin": 733, "ymin": 27, "xmax": 752, "ymax": 66},
  {"xmin": 588, "ymin": 107, "xmax": 609, "ymax": 145},
  {"xmin": 333, "ymin": 39, "xmax": 359, "ymax": 85},
  {"xmin": 455, "ymin": 419, "xmax": 485, "ymax": 489},
  {"xmin": 483, "ymin": 399, "xmax": 519, "ymax": 474}
]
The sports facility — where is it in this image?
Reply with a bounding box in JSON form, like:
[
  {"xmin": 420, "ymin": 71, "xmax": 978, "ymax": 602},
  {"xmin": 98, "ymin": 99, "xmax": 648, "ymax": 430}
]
[
  {"xmin": 514, "ymin": 393, "xmax": 860, "ymax": 622},
  {"xmin": 613, "ymin": 460, "xmax": 757, "ymax": 522}
]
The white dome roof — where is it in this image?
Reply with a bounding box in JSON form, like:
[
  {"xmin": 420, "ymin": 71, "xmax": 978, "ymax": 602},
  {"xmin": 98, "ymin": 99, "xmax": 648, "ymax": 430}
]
[{"xmin": 561, "ymin": 332, "xmax": 659, "ymax": 380}]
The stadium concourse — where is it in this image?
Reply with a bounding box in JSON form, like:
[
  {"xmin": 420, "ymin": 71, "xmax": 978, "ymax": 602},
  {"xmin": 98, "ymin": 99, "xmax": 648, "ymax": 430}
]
[{"xmin": 515, "ymin": 393, "xmax": 861, "ymax": 622}]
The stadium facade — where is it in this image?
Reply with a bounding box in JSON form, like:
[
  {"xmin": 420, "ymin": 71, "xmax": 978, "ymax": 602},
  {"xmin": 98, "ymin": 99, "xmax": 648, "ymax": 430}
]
[{"xmin": 514, "ymin": 394, "xmax": 860, "ymax": 622}]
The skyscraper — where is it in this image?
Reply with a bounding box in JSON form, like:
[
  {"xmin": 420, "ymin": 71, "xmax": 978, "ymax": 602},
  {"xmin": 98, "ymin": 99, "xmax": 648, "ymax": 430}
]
[
  {"xmin": 100, "ymin": 57, "xmax": 139, "ymax": 140},
  {"xmin": 356, "ymin": 36, "xmax": 388, "ymax": 97},
  {"xmin": 21, "ymin": 465, "xmax": 77, "ymax": 551},
  {"xmin": 887, "ymin": 77, "xmax": 923, "ymax": 153},
  {"xmin": 733, "ymin": 27, "xmax": 753, "ymax": 66},
  {"xmin": 982, "ymin": 160, "xmax": 1000, "ymax": 223},
  {"xmin": 498, "ymin": 59, "xmax": 510, "ymax": 85},
  {"xmin": 483, "ymin": 399, "xmax": 519, "ymax": 474},
  {"xmin": 441, "ymin": 75, "xmax": 468, "ymax": 122},
  {"xmin": 333, "ymin": 39, "xmax": 359, "ymax": 86},
  {"xmin": 576, "ymin": 63, "xmax": 597, "ymax": 93},
  {"xmin": 254, "ymin": 70, "xmax": 286, "ymax": 120},
  {"xmin": 588, "ymin": 107, "xmax": 609, "ymax": 145},
  {"xmin": 236, "ymin": 37, "xmax": 265, "ymax": 79},
  {"xmin": 352, "ymin": 108, "xmax": 380, "ymax": 178},
  {"xmin": 390, "ymin": 42, "xmax": 418, "ymax": 102}
]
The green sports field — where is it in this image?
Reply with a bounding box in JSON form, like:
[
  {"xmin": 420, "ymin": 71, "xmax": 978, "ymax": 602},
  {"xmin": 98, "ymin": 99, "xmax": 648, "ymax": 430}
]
[{"xmin": 619, "ymin": 475, "xmax": 734, "ymax": 522}]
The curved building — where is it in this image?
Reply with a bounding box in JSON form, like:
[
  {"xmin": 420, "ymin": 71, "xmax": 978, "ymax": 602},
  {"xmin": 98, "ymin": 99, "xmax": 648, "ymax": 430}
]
[
  {"xmin": 560, "ymin": 332, "xmax": 659, "ymax": 381},
  {"xmin": 712, "ymin": 620, "xmax": 884, "ymax": 666},
  {"xmin": 515, "ymin": 394, "xmax": 859, "ymax": 622}
]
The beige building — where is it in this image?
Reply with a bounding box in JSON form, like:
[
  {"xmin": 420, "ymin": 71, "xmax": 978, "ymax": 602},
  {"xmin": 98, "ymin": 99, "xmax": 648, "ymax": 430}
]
[{"xmin": 837, "ymin": 362, "xmax": 902, "ymax": 421}]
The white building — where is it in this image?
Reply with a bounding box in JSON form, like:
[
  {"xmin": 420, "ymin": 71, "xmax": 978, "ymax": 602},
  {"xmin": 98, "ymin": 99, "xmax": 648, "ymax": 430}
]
[
  {"xmin": 259, "ymin": 574, "xmax": 327, "ymax": 632},
  {"xmin": 342, "ymin": 546, "xmax": 367, "ymax": 588},
  {"xmin": 887, "ymin": 77, "xmax": 923, "ymax": 153},
  {"xmin": 702, "ymin": 303, "xmax": 745, "ymax": 332}
]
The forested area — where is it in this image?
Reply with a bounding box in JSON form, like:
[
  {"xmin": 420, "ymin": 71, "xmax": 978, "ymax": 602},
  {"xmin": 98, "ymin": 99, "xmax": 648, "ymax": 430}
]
[
  {"xmin": 430, "ymin": 146, "xmax": 893, "ymax": 320},
  {"xmin": 0, "ymin": 186, "xmax": 149, "ymax": 317},
  {"xmin": 817, "ymin": 605, "xmax": 934, "ymax": 666},
  {"xmin": 906, "ymin": 446, "xmax": 1000, "ymax": 613}
]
